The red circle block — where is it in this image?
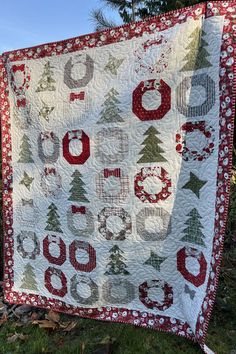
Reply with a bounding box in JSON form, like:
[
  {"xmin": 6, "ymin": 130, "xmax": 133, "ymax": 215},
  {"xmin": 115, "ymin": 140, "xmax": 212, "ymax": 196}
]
[
  {"xmin": 69, "ymin": 240, "xmax": 96, "ymax": 272},
  {"xmin": 44, "ymin": 267, "xmax": 67, "ymax": 297},
  {"xmin": 43, "ymin": 235, "xmax": 66, "ymax": 266},
  {"xmin": 177, "ymin": 247, "xmax": 207, "ymax": 287},
  {"xmin": 132, "ymin": 79, "xmax": 171, "ymax": 121},
  {"xmin": 63, "ymin": 130, "xmax": 90, "ymax": 164},
  {"xmin": 139, "ymin": 279, "xmax": 173, "ymax": 311}
]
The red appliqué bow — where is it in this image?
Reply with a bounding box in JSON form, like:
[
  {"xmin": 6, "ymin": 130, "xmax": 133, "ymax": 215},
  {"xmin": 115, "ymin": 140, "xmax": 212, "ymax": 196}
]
[
  {"xmin": 17, "ymin": 98, "xmax": 26, "ymax": 108},
  {"xmin": 68, "ymin": 130, "xmax": 82, "ymax": 140},
  {"xmin": 70, "ymin": 91, "xmax": 85, "ymax": 102},
  {"xmin": 71, "ymin": 206, "xmax": 86, "ymax": 214},
  {"xmin": 12, "ymin": 64, "xmax": 25, "ymax": 73},
  {"xmin": 104, "ymin": 168, "xmax": 121, "ymax": 178},
  {"xmin": 44, "ymin": 167, "xmax": 56, "ymax": 175},
  {"xmin": 22, "ymin": 199, "xmax": 33, "ymax": 206},
  {"xmin": 41, "ymin": 132, "xmax": 54, "ymax": 141}
]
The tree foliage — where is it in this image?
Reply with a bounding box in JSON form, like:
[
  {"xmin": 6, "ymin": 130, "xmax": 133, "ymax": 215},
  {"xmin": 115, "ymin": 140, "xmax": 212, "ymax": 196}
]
[{"xmin": 90, "ymin": 0, "xmax": 206, "ymax": 31}]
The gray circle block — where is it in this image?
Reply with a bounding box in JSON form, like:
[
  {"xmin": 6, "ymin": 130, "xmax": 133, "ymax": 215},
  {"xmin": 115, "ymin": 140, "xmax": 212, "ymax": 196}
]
[
  {"xmin": 102, "ymin": 278, "xmax": 135, "ymax": 304},
  {"xmin": 70, "ymin": 274, "xmax": 99, "ymax": 305},
  {"xmin": 67, "ymin": 207, "xmax": 94, "ymax": 237},
  {"xmin": 136, "ymin": 207, "xmax": 171, "ymax": 241},
  {"xmin": 17, "ymin": 231, "xmax": 40, "ymax": 259},
  {"xmin": 38, "ymin": 132, "xmax": 60, "ymax": 164},
  {"xmin": 176, "ymin": 73, "xmax": 215, "ymax": 117}
]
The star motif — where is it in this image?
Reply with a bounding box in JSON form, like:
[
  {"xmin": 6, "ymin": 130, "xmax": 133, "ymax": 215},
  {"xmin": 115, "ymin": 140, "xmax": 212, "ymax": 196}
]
[
  {"xmin": 104, "ymin": 54, "xmax": 124, "ymax": 75},
  {"xmin": 39, "ymin": 101, "xmax": 54, "ymax": 121},
  {"xmin": 144, "ymin": 251, "xmax": 167, "ymax": 271},
  {"xmin": 20, "ymin": 172, "xmax": 34, "ymax": 190},
  {"xmin": 182, "ymin": 172, "xmax": 207, "ymax": 198}
]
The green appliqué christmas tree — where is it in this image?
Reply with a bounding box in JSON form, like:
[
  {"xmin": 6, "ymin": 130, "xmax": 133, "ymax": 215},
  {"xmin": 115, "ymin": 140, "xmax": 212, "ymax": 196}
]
[
  {"xmin": 36, "ymin": 62, "xmax": 56, "ymax": 92},
  {"xmin": 20, "ymin": 263, "xmax": 38, "ymax": 291},
  {"xmin": 181, "ymin": 208, "xmax": 205, "ymax": 247},
  {"xmin": 97, "ymin": 88, "xmax": 124, "ymax": 124},
  {"xmin": 105, "ymin": 245, "xmax": 129, "ymax": 275},
  {"xmin": 138, "ymin": 126, "xmax": 167, "ymax": 163},
  {"xmin": 68, "ymin": 170, "xmax": 89, "ymax": 202},
  {"xmin": 45, "ymin": 203, "xmax": 63, "ymax": 233},
  {"xmin": 181, "ymin": 27, "xmax": 212, "ymax": 71},
  {"xmin": 18, "ymin": 134, "xmax": 34, "ymax": 163}
]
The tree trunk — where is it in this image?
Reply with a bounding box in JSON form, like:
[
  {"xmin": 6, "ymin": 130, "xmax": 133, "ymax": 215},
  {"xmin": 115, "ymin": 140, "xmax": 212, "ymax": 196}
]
[{"xmin": 131, "ymin": 0, "xmax": 136, "ymax": 21}]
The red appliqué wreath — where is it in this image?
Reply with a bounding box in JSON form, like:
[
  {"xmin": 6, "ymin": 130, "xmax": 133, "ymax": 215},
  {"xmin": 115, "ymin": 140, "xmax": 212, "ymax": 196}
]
[
  {"xmin": 134, "ymin": 36, "xmax": 172, "ymax": 75},
  {"xmin": 139, "ymin": 279, "xmax": 173, "ymax": 311},
  {"xmin": 176, "ymin": 121, "xmax": 215, "ymax": 162},
  {"xmin": 134, "ymin": 166, "xmax": 171, "ymax": 203},
  {"xmin": 10, "ymin": 64, "xmax": 31, "ymax": 95}
]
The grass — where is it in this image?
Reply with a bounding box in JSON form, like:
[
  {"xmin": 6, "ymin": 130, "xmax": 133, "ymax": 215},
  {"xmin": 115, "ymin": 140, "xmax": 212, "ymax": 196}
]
[{"xmin": 0, "ymin": 299, "xmax": 235, "ymax": 354}]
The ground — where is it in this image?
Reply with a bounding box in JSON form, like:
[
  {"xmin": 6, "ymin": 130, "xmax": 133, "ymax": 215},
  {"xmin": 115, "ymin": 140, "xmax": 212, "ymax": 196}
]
[{"xmin": 0, "ymin": 296, "xmax": 235, "ymax": 354}]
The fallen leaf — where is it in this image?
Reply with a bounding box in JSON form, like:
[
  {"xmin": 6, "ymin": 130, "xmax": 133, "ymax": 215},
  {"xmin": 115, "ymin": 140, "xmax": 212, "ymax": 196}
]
[
  {"xmin": 32, "ymin": 319, "xmax": 58, "ymax": 330},
  {"xmin": 80, "ymin": 342, "xmax": 85, "ymax": 354},
  {"xmin": 62, "ymin": 321, "xmax": 78, "ymax": 332},
  {"xmin": 0, "ymin": 314, "xmax": 8, "ymax": 325},
  {"xmin": 31, "ymin": 312, "xmax": 40, "ymax": 321},
  {"xmin": 46, "ymin": 310, "xmax": 60, "ymax": 323},
  {"xmin": 14, "ymin": 322, "xmax": 24, "ymax": 327},
  {"xmin": 7, "ymin": 333, "xmax": 28, "ymax": 343},
  {"xmin": 0, "ymin": 301, "xmax": 7, "ymax": 312}
]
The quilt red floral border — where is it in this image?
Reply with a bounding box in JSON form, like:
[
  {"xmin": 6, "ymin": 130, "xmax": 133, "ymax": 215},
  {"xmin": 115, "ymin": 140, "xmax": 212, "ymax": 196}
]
[{"xmin": 0, "ymin": 1, "xmax": 235, "ymax": 351}]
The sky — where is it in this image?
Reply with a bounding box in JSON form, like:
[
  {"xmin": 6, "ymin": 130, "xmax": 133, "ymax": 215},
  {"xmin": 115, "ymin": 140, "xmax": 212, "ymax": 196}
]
[{"xmin": 0, "ymin": 0, "xmax": 121, "ymax": 54}]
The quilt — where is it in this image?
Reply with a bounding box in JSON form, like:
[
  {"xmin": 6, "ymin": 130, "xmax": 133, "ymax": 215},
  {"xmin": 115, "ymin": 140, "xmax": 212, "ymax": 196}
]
[{"xmin": 0, "ymin": 2, "xmax": 235, "ymax": 352}]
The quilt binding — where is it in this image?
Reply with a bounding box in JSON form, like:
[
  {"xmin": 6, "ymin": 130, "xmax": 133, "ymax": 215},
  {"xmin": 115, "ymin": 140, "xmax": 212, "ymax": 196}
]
[{"xmin": 0, "ymin": 1, "xmax": 235, "ymax": 351}]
